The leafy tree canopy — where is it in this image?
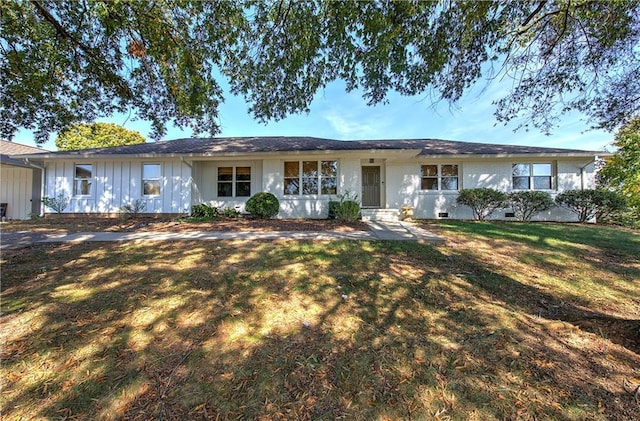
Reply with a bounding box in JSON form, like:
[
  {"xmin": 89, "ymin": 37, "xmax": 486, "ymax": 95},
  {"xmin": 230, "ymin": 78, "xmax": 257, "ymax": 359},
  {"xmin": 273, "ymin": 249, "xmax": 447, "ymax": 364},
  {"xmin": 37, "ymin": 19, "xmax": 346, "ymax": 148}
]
[
  {"xmin": 55, "ymin": 122, "xmax": 145, "ymax": 151},
  {"xmin": 2, "ymin": 0, "xmax": 639, "ymax": 143},
  {"xmin": 598, "ymin": 117, "xmax": 640, "ymax": 213}
]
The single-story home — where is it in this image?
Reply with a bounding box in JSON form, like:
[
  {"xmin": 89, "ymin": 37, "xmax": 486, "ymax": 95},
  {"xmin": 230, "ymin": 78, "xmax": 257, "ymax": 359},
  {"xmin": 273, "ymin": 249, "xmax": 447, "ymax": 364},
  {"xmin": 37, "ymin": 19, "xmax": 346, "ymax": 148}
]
[
  {"xmin": 12, "ymin": 136, "xmax": 606, "ymax": 221},
  {"xmin": 0, "ymin": 140, "xmax": 46, "ymax": 220}
]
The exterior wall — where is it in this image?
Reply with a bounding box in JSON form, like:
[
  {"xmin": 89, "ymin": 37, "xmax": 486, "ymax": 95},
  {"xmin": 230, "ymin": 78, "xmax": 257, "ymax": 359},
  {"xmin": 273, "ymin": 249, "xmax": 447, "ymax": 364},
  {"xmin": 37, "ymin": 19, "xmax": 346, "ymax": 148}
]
[
  {"xmin": 0, "ymin": 164, "xmax": 36, "ymax": 220},
  {"xmin": 385, "ymin": 157, "xmax": 597, "ymax": 222},
  {"xmin": 44, "ymin": 159, "xmax": 191, "ymax": 214}
]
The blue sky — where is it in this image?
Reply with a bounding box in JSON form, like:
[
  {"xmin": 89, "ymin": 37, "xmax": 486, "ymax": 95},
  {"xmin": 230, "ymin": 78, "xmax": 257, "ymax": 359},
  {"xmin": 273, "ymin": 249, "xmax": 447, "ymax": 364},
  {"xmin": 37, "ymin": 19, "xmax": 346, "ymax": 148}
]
[{"xmin": 14, "ymin": 76, "xmax": 613, "ymax": 152}]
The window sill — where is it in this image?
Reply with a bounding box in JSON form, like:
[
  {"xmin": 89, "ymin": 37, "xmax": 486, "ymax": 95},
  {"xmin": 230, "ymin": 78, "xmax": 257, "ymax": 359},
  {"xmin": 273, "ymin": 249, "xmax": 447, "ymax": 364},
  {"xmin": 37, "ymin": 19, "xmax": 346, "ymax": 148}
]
[{"xmin": 418, "ymin": 190, "xmax": 460, "ymax": 195}]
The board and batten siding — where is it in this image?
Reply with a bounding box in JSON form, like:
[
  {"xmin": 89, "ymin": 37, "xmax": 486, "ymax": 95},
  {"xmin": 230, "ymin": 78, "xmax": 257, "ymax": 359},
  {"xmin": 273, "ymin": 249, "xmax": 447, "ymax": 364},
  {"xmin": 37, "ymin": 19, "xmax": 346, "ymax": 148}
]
[
  {"xmin": 0, "ymin": 164, "xmax": 36, "ymax": 219},
  {"xmin": 44, "ymin": 159, "xmax": 191, "ymax": 214}
]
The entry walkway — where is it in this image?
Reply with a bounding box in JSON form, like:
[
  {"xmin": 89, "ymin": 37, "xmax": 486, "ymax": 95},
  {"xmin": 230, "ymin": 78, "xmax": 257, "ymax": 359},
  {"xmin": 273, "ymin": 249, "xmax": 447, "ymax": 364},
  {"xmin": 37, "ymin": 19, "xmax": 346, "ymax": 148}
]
[{"xmin": 1, "ymin": 221, "xmax": 443, "ymax": 250}]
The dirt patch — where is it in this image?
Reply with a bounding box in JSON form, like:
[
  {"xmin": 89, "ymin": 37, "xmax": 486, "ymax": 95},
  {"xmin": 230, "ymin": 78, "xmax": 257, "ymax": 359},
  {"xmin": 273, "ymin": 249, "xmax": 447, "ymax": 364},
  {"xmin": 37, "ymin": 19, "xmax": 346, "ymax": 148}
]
[{"xmin": 1, "ymin": 216, "xmax": 369, "ymax": 234}]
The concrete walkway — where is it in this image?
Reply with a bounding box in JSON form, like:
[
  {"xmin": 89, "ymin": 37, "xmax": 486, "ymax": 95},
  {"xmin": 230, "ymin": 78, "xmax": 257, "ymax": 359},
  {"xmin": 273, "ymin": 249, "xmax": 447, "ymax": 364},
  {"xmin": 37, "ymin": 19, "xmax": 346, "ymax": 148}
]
[{"xmin": 1, "ymin": 221, "xmax": 443, "ymax": 250}]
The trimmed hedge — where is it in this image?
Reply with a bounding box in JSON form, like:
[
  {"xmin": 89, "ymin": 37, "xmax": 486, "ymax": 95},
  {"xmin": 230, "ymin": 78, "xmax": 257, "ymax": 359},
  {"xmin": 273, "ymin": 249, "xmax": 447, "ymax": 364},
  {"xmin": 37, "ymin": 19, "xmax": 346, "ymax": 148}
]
[{"xmin": 246, "ymin": 192, "xmax": 280, "ymax": 218}]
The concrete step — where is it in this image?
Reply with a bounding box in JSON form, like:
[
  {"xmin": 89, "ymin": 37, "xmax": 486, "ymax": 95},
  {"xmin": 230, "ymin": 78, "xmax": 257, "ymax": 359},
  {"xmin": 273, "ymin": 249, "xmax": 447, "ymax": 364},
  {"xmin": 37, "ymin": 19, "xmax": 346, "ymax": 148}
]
[{"xmin": 361, "ymin": 208, "xmax": 400, "ymax": 222}]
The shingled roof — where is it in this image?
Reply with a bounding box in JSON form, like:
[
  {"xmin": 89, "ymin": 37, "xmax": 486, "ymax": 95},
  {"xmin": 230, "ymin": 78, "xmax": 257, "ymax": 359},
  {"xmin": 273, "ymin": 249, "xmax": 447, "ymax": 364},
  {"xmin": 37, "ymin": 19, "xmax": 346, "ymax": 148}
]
[
  {"xmin": 12, "ymin": 136, "xmax": 605, "ymax": 158},
  {"xmin": 0, "ymin": 139, "xmax": 47, "ymax": 167}
]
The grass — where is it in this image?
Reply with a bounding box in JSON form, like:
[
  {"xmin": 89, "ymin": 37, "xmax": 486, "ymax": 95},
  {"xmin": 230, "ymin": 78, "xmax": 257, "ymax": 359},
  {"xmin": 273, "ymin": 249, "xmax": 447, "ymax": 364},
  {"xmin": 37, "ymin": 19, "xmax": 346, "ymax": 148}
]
[{"xmin": 1, "ymin": 222, "xmax": 639, "ymax": 420}]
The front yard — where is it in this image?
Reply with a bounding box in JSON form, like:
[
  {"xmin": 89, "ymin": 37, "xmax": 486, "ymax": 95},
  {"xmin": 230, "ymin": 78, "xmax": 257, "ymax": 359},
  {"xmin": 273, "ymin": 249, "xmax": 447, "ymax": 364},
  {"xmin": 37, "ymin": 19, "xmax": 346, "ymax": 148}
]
[{"xmin": 1, "ymin": 221, "xmax": 638, "ymax": 419}]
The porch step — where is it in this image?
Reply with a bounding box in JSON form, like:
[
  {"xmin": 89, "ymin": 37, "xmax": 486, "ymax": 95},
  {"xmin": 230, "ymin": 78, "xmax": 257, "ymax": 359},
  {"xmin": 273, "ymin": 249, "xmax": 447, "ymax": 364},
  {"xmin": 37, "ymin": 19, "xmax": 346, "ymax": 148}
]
[{"xmin": 361, "ymin": 208, "xmax": 400, "ymax": 222}]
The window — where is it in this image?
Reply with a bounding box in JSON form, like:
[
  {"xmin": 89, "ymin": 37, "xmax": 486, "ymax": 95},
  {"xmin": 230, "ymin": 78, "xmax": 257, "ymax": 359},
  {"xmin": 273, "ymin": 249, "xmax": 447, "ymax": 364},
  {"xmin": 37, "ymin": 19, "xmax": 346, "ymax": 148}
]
[
  {"xmin": 74, "ymin": 164, "xmax": 92, "ymax": 196},
  {"xmin": 284, "ymin": 160, "xmax": 338, "ymax": 195},
  {"xmin": 421, "ymin": 164, "xmax": 459, "ymax": 191},
  {"xmin": 218, "ymin": 166, "xmax": 251, "ymax": 197},
  {"xmin": 143, "ymin": 163, "xmax": 161, "ymax": 195},
  {"xmin": 512, "ymin": 163, "xmax": 553, "ymax": 190}
]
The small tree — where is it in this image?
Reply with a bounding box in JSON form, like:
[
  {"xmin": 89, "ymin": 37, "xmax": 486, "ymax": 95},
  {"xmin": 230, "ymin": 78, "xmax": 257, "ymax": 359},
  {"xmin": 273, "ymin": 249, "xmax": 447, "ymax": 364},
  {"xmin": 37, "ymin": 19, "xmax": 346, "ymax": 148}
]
[
  {"xmin": 42, "ymin": 193, "xmax": 69, "ymax": 214},
  {"xmin": 509, "ymin": 191, "xmax": 555, "ymax": 222},
  {"xmin": 55, "ymin": 122, "xmax": 146, "ymax": 151},
  {"xmin": 246, "ymin": 192, "xmax": 279, "ymax": 219},
  {"xmin": 456, "ymin": 188, "xmax": 508, "ymax": 221},
  {"xmin": 555, "ymin": 189, "xmax": 626, "ymax": 223}
]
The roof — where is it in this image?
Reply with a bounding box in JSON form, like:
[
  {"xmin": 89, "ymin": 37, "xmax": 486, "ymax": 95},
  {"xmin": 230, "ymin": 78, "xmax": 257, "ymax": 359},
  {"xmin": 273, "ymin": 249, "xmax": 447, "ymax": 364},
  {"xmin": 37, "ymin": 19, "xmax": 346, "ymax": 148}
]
[
  {"xmin": 10, "ymin": 136, "xmax": 607, "ymax": 159},
  {"xmin": 0, "ymin": 139, "xmax": 48, "ymax": 167}
]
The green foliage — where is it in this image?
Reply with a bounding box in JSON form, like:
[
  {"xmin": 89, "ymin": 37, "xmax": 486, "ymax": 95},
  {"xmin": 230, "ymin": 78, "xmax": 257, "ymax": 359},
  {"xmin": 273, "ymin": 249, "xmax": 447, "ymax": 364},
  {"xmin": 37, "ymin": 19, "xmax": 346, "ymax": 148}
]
[
  {"xmin": 333, "ymin": 191, "xmax": 361, "ymax": 222},
  {"xmin": 245, "ymin": 192, "xmax": 280, "ymax": 219},
  {"xmin": 221, "ymin": 207, "xmax": 241, "ymax": 218},
  {"xmin": 508, "ymin": 191, "xmax": 555, "ymax": 222},
  {"xmin": 598, "ymin": 117, "xmax": 640, "ymax": 226},
  {"xmin": 191, "ymin": 203, "xmax": 218, "ymax": 219},
  {"xmin": 456, "ymin": 188, "xmax": 508, "ymax": 221},
  {"xmin": 42, "ymin": 193, "xmax": 69, "ymax": 214},
  {"xmin": 2, "ymin": 1, "xmax": 638, "ymax": 142},
  {"xmin": 555, "ymin": 189, "xmax": 627, "ymax": 223},
  {"xmin": 119, "ymin": 199, "xmax": 146, "ymax": 219},
  {"xmin": 55, "ymin": 123, "xmax": 145, "ymax": 151}
]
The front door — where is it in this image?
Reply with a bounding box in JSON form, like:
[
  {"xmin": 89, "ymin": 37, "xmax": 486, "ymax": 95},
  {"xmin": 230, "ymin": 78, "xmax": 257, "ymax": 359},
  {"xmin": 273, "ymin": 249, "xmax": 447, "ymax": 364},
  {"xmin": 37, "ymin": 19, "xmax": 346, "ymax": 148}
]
[{"xmin": 361, "ymin": 166, "xmax": 381, "ymax": 207}]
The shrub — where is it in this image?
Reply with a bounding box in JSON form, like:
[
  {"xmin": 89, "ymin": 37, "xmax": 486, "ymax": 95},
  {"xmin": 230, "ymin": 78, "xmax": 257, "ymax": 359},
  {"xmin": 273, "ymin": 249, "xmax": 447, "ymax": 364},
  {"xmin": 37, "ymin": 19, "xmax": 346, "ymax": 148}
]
[
  {"xmin": 221, "ymin": 207, "xmax": 241, "ymax": 218},
  {"xmin": 246, "ymin": 192, "xmax": 279, "ymax": 218},
  {"xmin": 555, "ymin": 189, "xmax": 627, "ymax": 223},
  {"xmin": 508, "ymin": 191, "xmax": 555, "ymax": 221},
  {"xmin": 333, "ymin": 191, "xmax": 361, "ymax": 222},
  {"xmin": 42, "ymin": 193, "xmax": 69, "ymax": 214},
  {"xmin": 327, "ymin": 201, "xmax": 340, "ymax": 220},
  {"xmin": 456, "ymin": 188, "xmax": 508, "ymax": 221},
  {"xmin": 119, "ymin": 198, "xmax": 146, "ymax": 219},
  {"xmin": 191, "ymin": 203, "xmax": 218, "ymax": 219}
]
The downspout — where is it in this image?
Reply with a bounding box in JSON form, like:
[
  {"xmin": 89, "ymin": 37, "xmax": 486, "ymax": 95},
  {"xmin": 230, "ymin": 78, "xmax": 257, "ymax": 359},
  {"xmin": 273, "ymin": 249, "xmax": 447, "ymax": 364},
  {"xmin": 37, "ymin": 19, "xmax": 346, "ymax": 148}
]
[{"xmin": 24, "ymin": 158, "xmax": 46, "ymax": 216}]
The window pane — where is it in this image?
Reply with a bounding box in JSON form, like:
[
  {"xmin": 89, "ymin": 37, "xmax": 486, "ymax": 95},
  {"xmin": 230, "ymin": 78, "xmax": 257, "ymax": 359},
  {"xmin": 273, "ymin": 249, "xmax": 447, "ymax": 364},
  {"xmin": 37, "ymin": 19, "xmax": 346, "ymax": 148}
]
[
  {"xmin": 421, "ymin": 178, "xmax": 438, "ymax": 190},
  {"xmin": 236, "ymin": 167, "xmax": 251, "ymax": 181},
  {"xmin": 421, "ymin": 165, "xmax": 438, "ymax": 177},
  {"xmin": 533, "ymin": 176, "xmax": 552, "ymax": 190},
  {"xmin": 512, "ymin": 163, "xmax": 530, "ymax": 177},
  {"xmin": 284, "ymin": 162, "xmax": 299, "ymax": 177},
  {"xmin": 321, "ymin": 177, "xmax": 337, "ymax": 195},
  {"xmin": 75, "ymin": 164, "xmax": 92, "ymax": 179},
  {"xmin": 143, "ymin": 164, "xmax": 161, "ymax": 179},
  {"xmin": 284, "ymin": 178, "xmax": 299, "ymax": 195},
  {"xmin": 512, "ymin": 176, "xmax": 530, "ymax": 190},
  {"xmin": 321, "ymin": 161, "xmax": 337, "ymax": 176},
  {"xmin": 533, "ymin": 163, "xmax": 552, "ymax": 176},
  {"xmin": 303, "ymin": 161, "xmax": 318, "ymax": 177},
  {"xmin": 441, "ymin": 177, "xmax": 458, "ymax": 190},
  {"xmin": 302, "ymin": 178, "xmax": 318, "ymax": 195},
  {"xmin": 218, "ymin": 167, "xmax": 233, "ymax": 181},
  {"xmin": 236, "ymin": 182, "xmax": 251, "ymax": 197},
  {"xmin": 218, "ymin": 182, "xmax": 232, "ymax": 197},
  {"xmin": 75, "ymin": 179, "xmax": 92, "ymax": 195},
  {"xmin": 441, "ymin": 164, "xmax": 458, "ymax": 176},
  {"xmin": 144, "ymin": 181, "xmax": 161, "ymax": 196}
]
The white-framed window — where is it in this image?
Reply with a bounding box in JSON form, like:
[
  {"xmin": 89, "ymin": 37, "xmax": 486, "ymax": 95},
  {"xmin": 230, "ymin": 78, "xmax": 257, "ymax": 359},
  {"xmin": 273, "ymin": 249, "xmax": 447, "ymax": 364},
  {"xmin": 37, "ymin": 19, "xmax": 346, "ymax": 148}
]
[
  {"xmin": 217, "ymin": 166, "xmax": 251, "ymax": 197},
  {"xmin": 420, "ymin": 164, "xmax": 459, "ymax": 191},
  {"xmin": 74, "ymin": 164, "xmax": 93, "ymax": 196},
  {"xmin": 512, "ymin": 163, "xmax": 553, "ymax": 190},
  {"xmin": 142, "ymin": 163, "xmax": 161, "ymax": 196},
  {"xmin": 284, "ymin": 160, "xmax": 338, "ymax": 195}
]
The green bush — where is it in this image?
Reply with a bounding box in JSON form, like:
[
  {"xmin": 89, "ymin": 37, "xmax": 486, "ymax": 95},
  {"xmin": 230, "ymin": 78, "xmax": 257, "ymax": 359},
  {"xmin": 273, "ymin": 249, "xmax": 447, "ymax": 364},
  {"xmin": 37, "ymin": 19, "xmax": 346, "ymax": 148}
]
[
  {"xmin": 508, "ymin": 191, "xmax": 555, "ymax": 221},
  {"xmin": 456, "ymin": 188, "xmax": 508, "ymax": 221},
  {"xmin": 555, "ymin": 189, "xmax": 627, "ymax": 223},
  {"xmin": 333, "ymin": 191, "xmax": 360, "ymax": 222},
  {"xmin": 42, "ymin": 193, "xmax": 69, "ymax": 214},
  {"xmin": 246, "ymin": 192, "xmax": 280, "ymax": 218},
  {"xmin": 191, "ymin": 203, "xmax": 218, "ymax": 219},
  {"xmin": 328, "ymin": 201, "xmax": 340, "ymax": 220}
]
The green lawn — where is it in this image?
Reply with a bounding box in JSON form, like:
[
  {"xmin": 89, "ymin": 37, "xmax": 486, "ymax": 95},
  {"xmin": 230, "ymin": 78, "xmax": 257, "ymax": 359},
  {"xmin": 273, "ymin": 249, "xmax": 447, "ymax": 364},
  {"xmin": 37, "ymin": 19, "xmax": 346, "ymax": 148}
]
[{"xmin": 1, "ymin": 222, "xmax": 638, "ymax": 420}]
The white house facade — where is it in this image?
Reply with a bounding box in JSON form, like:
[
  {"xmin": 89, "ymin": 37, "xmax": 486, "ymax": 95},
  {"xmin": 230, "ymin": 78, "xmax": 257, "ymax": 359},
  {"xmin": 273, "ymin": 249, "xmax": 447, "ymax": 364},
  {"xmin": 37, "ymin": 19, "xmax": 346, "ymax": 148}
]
[
  {"xmin": 0, "ymin": 140, "xmax": 46, "ymax": 220},
  {"xmin": 12, "ymin": 137, "xmax": 604, "ymax": 222}
]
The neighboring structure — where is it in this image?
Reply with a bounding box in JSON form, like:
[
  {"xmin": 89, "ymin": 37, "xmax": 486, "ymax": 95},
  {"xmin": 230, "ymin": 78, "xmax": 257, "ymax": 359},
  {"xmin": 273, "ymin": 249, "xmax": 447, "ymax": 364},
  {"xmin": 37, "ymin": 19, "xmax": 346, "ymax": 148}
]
[
  {"xmin": 0, "ymin": 140, "xmax": 46, "ymax": 220},
  {"xmin": 11, "ymin": 137, "xmax": 605, "ymax": 221}
]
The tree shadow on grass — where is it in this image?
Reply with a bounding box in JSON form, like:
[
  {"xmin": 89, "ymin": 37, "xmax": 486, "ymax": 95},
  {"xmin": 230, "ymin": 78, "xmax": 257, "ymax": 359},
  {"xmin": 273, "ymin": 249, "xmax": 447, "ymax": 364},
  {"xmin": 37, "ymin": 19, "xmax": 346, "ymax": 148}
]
[{"xmin": 1, "ymin": 239, "xmax": 639, "ymax": 420}]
